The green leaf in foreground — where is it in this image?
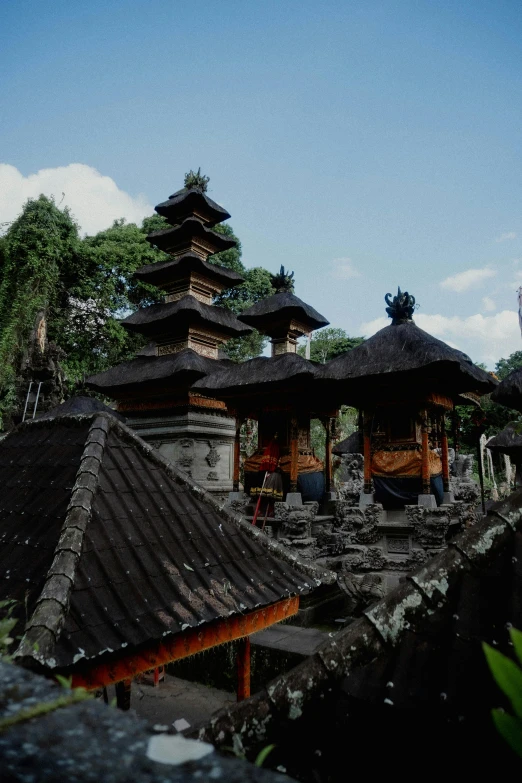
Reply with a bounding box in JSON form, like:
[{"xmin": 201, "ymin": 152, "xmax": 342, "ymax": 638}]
[
  {"xmin": 483, "ymin": 642, "xmax": 522, "ymax": 718},
  {"xmin": 492, "ymin": 710, "xmax": 522, "ymax": 758},
  {"xmin": 254, "ymin": 744, "xmax": 276, "ymax": 767}
]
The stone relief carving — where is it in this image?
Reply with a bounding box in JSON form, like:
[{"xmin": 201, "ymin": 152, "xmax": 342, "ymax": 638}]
[
  {"xmin": 177, "ymin": 438, "xmax": 194, "ymax": 469},
  {"xmin": 406, "ymin": 506, "xmax": 451, "ymax": 549},
  {"xmin": 207, "ymin": 471, "xmax": 219, "ymax": 481},
  {"xmin": 205, "ymin": 442, "xmax": 221, "ymax": 468}
]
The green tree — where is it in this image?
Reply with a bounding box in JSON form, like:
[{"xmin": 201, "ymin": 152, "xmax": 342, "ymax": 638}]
[
  {"xmin": 0, "ymin": 196, "xmax": 81, "ymax": 427},
  {"xmin": 496, "ymin": 351, "xmax": 522, "ymax": 380},
  {"xmin": 298, "ymin": 327, "xmax": 365, "ymax": 364}
]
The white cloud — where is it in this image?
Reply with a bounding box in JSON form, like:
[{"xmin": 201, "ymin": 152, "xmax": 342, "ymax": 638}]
[
  {"xmin": 331, "ymin": 257, "xmax": 360, "ymax": 280},
  {"xmin": 0, "ymin": 163, "xmax": 153, "ymax": 236},
  {"xmin": 482, "ymin": 296, "xmax": 496, "ymax": 312},
  {"xmin": 496, "ymin": 231, "xmax": 517, "ymax": 243},
  {"xmin": 439, "ymin": 267, "xmax": 496, "ymax": 293}
]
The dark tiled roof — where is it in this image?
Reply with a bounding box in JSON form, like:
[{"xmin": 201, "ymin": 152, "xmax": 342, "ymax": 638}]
[
  {"xmin": 239, "ymin": 292, "xmax": 329, "ymax": 334},
  {"xmin": 155, "ymin": 187, "xmax": 231, "ymax": 227},
  {"xmin": 134, "ymin": 253, "xmax": 245, "ymax": 289},
  {"xmin": 193, "ymin": 353, "xmax": 318, "ymax": 395},
  {"xmin": 120, "ymin": 295, "xmax": 253, "ymax": 338},
  {"xmin": 319, "ymin": 320, "xmax": 496, "ymax": 399},
  {"xmin": 491, "ymin": 368, "xmax": 522, "ymax": 412},
  {"xmin": 196, "ymin": 493, "xmax": 522, "ymax": 776},
  {"xmin": 86, "ymin": 349, "xmax": 234, "ymax": 395},
  {"xmin": 1, "ymin": 414, "xmax": 332, "ymax": 671},
  {"xmin": 146, "ymin": 218, "xmax": 236, "ymax": 255}
]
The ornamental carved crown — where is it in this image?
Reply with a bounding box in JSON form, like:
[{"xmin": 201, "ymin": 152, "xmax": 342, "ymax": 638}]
[{"xmin": 385, "ymin": 287, "xmax": 416, "ymax": 324}]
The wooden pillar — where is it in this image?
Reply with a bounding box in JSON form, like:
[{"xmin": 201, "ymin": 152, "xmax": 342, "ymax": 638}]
[
  {"xmin": 421, "ymin": 410, "xmax": 431, "ymax": 496},
  {"xmin": 236, "ymin": 636, "xmax": 251, "ymax": 702},
  {"xmin": 441, "ymin": 413, "xmax": 450, "ymax": 493},
  {"xmin": 324, "ymin": 418, "xmax": 333, "ymax": 493},
  {"xmin": 115, "ymin": 678, "xmax": 132, "ymax": 711},
  {"xmin": 290, "ymin": 416, "xmax": 299, "ymax": 493},
  {"xmin": 363, "ymin": 411, "xmax": 372, "ymax": 494},
  {"xmin": 233, "ymin": 417, "xmax": 242, "ymax": 492}
]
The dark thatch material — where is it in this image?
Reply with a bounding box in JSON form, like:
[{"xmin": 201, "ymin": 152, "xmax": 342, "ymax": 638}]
[
  {"xmin": 134, "ymin": 252, "xmax": 245, "ymax": 289},
  {"xmin": 193, "ymin": 353, "xmax": 318, "ymax": 396},
  {"xmin": 120, "ymin": 295, "xmax": 253, "ymax": 338},
  {"xmin": 146, "ymin": 218, "xmax": 236, "ymax": 255},
  {"xmin": 86, "ymin": 348, "xmax": 233, "ymax": 394},
  {"xmin": 39, "ymin": 396, "xmax": 125, "ymax": 422},
  {"xmin": 195, "ymin": 491, "xmax": 522, "ymax": 778},
  {"xmin": 487, "ymin": 421, "xmax": 522, "ymax": 459},
  {"xmin": 332, "ymin": 430, "xmax": 362, "ymax": 455},
  {"xmin": 155, "ymin": 186, "xmax": 231, "ymax": 227},
  {"xmin": 319, "ymin": 320, "xmax": 496, "ymax": 400},
  {"xmin": 490, "ymin": 368, "xmax": 522, "ymax": 412},
  {"xmin": 239, "ymin": 292, "xmax": 329, "ymax": 334},
  {"xmin": 1, "ymin": 413, "xmax": 332, "ymax": 672}
]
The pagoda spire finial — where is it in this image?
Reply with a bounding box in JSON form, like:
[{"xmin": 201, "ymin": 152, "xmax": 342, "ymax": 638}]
[
  {"xmin": 270, "ymin": 265, "xmax": 295, "ymax": 293},
  {"xmin": 385, "ymin": 287, "xmax": 416, "ymax": 324},
  {"xmin": 184, "ymin": 168, "xmax": 210, "ymax": 193}
]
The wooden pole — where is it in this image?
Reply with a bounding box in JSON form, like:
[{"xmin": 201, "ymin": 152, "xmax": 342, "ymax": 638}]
[
  {"xmin": 441, "ymin": 413, "xmax": 450, "ymax": 493},
  {"xmin": 115, "ymin": 678, "xmax": 132, "ymax": 711},
  {"xmin": 363, "ymin": 412, "xmax": 372, "ymax": 495},
  {"xmin": 233, "ymin": 418, "xmax": 242, "ymax": 492},
  {"xmin": 236, "ymin": 636, "xmax": 251, "ymax": 702},
  {"xmin": 421, "ymin": 410, "xmax": 431, "ymax": 496},
  {"xmin": 324, "ymin": 418, "xmax": 333, "ymax": 493},
  {"xmin": 290, "ymin": 416, "xmax": 299, "ymax": 493}
]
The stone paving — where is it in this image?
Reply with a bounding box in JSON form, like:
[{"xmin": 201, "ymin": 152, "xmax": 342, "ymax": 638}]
[{"xmin": 130, "ymin": 673, "xmax": 235, "ymax": 732}]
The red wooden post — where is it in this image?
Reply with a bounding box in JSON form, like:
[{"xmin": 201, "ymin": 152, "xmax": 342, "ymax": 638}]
[
  {"xmin": 421, "ymin": 411, "xmax": 430, "ymax": 496},
  {"xmin": 236, "ymin": 636, "xmax": 251, "ymax": 702},
  {"xmin": 441, "ymin": 414, "xmax": 450, "ymax": 493}
]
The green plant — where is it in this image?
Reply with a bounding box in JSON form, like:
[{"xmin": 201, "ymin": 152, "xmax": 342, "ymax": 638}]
[
  {"xmin": 483, "ymin": 627, "xmax": 522, "ymax": 757},
  {"xmin": 0, "ymin": 599, "xmax": 17, "ymax": 662}
]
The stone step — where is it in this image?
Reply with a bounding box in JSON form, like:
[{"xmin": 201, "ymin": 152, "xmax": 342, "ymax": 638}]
[{"xmin": 251, "ymin": 625, "xmax": 331, "ymax": 657}]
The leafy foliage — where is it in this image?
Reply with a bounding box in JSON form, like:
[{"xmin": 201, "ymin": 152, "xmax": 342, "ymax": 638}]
[
  {"xmin": 496, "ymin": 351, "xmax": 522, "ymax": 381},
  {"xmin": 0, "ymin": 196, "xmax": 81, "ymax": 427},
  {"xmin": 298, "ymin": 327, "xmax": 365, "ymax": 364},
  {"xmin": 184, "ymin": 168, "xmax": 209, "ymax": 192},
  {"xmin": 484, "ymin": 627, "xmax": 522, "ymax": 758}
]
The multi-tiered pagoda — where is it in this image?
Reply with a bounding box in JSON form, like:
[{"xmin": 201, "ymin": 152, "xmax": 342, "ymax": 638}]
[{"xmin": 87, "ymin": 172, "xmax": 252, "ymax": 495}]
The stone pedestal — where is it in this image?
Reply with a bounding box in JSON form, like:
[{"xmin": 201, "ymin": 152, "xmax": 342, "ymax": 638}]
[
  {"xmin": 359, "ymin": 492, "xmax": 375, "ymax": 509},
  {"xmin": 128, "ymin": 409, "xmax": 236, "ymax": 494},
  {"xmin": 442, "ymin": 491, "xmax": 455, "ymax": 504},
  {"xmin": 418, "ymin": 494, "xmax": 437, "ymax": 509},
  {"xmin": 286, "ymin": 492, "xmax": 303, "ymax": 507}
]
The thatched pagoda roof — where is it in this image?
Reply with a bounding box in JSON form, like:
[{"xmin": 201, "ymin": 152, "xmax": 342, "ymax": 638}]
[
  {"xmin": 40, "ymin": 396, "xmax": 125, "ymax": 422},
  {"xmin": 239, "ymin": 291, "xmax": 329, "ymax": 335},
  {"xmin": 86, "ymin": 349, "xmax": 233, "ymax": 395},
  {"xmin": 155, "ymin": 186, "xmax": 231, "ymax": 227},
  {"xmin": 146, "ymin": 218, "xmax": 236, "ymax": 255},
  {"xmin": 319, "ymin": 320, "xmax": 496, "ymax": 402},
  {"xmin": 486, "ymin": 421, "xmax": 522, "ymax": 458},
  {"xmin": 193, "ymin": 353, "xmax": 318, "ymax": 399},
  {"xmin": 134, "ymin": 252, "xmax": 245, "ymax": 289},
  {"xmin": 120, "ymin": 295, "xmax": 253, "ymax": 339},
  {"xmin": 332, "ymin": 430, "xmax": 362, "ymax": 455},
  {"xmin": 490, "ymin": 368, "xmax": 522, "ymax": 412}
]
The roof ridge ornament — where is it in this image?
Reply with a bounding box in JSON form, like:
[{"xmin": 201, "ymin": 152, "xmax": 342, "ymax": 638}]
[
  {"xmin": 270, "ymin": 265, "xmax": 295, "ymax": 293},
  {"xmin": 183, "ymin": 168, "xmax": 210, "ymax": 193},
  {"xmin": 385, "ymin": 287, "xmax": 416, "ymax": 324}
]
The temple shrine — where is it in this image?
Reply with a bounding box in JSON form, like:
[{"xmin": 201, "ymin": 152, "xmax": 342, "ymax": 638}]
[
  {"xmin": 193, "ymin": 266, "xmax": 335, "ymax": 507},
  {"xmin": 87, "ymin": 174, "xmax": 252, "ymax": 495}
]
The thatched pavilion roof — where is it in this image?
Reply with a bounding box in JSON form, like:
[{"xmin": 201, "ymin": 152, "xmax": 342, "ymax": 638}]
[
  {"xmin": 491, "ymin": 368, "xmax": 522, "ymax": 412},
  {"xmin": 487, "ymin": 421, "xmax": 522, "ymax": 458},
  {"xmin": 238, "ymin": 291, "xmax": 329, "ymax": 335},
  {"xmin": 319, "ymin": 320, "xmax": 496, "ymax": 403},
  {"xmin": 134, "ymin": 252, "xmax": 245, "ymax": 290},
  {"xmin": 154, "ymin": 186, "xmax": 231, "ymax": 227}
]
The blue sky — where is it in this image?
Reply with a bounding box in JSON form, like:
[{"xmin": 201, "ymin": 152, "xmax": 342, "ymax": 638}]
[{"xmin": 2, "ymin": 0, "xmax": 522, "ymax": 367}]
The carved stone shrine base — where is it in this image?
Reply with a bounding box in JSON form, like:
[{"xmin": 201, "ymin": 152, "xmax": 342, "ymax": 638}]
[{"xmin": 127, "ymin": 410, "xmax": 236, "ymax": 494}]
